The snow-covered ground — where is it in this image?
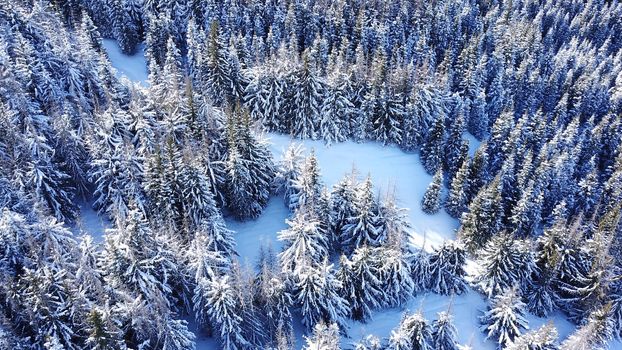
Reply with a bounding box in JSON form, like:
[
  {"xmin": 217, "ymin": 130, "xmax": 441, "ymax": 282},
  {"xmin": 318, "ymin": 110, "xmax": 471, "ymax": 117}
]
[
  {"xmin": 99, "ymin": 40, "xmax": 621, "ymax": 350},
  {"xmin": 102, "ymin": 39, "xmax": 149, "ymax": 84},
  {"xmin": 73, "ymin": 201, "xmax": 110, "ymax": 241}
]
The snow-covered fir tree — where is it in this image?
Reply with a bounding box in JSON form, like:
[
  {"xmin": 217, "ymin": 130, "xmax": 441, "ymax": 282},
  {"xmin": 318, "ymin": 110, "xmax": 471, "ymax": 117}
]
[
  {"xmin": 388, "ymin": 311, "xmax": 433, "ymax": 350},
  {"xmin": 274, "ymin": 143, "xmax": 305, "ymax": 204},
  {"xmin": 429, "ymin": 241, "xmax": 468, "ymax": 295},
  {"xmin": 481, "ymin": 287, "xmax": 529, "ymax": 348},
  {"xmin": 224, "ymin": 108, "xmax": 275, "ymax": 219},
  {"xmin": 411, "ymin": 247, "xmax": 432, "ymax": 292},
  {"xmin": 378, "ymin": 246, "xmax": 415, "ymax": 307},
  {"xmin": 341, "ymin": 176, "xmax": 382, "ymax": 253},
  {"xmin": 338, "ymin": 246, "xmax": 384, "ymax": 321},
  {"xmin": 278, "ymin": 208, "xmax": 329, "ymax": 273},
  {"xmin": 422, "ymin": 169, "xmax": 444, "ymax": 214},
  {"xmin": 420, "ymin": 117, "xmax": 446, "ymax": 175},
  {"xmin": 445, "ymin": 158, "xmax": 470, "ymax": 219},
  {"xmin": 330, "ymin": 171, "xmax": 358, "ymax": 249},
  {"xmin": 289, "ymin": 150, "xmax": 323, "ymax": 211},
  {"xmin": 289, "ymin": 56, "xmax": 325, "ymax": 139},
  {"xmin": 472, "ymin": 233, "xmax": 536, "ymax": 298},
  {"xmin": 294, "ymin": 260, "xmax": 349, "ymax": 330},
  {"xmin": 506, "ymin": 322, "xmax": 559, "ymax": 350},
  {"xmin": 320, "ymin": 77, "xmax": 352, "ymax": 145},
  {"xmin": 458, "ymin": 176, "xmax": 503, "ymax": 253},
  {"xmin": 195, "ymin": 275, "xmax": 250, "ymax": 349},
  {"xmin": 302, "ymin": 321, "xmax": 341, "ymax": 350},
  {"xmin": 560, "ymin": 303, "xmax": 614, "ymax": 350},
  {"xmin": 432, "ymin": 311, "xmax": 459, "ymax": 350}
]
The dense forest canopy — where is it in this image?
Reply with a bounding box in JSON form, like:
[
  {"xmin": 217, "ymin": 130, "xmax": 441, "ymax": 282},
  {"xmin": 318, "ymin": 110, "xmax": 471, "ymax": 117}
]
[{"xmin": 1, "ymin": 0, "xmax": 622, "ymax": 349}]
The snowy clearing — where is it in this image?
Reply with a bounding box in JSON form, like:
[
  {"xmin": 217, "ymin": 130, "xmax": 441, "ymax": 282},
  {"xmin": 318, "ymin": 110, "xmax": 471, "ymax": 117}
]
[
  {"xmin": 227, "ymin": 132, "xmax": 576, "ymax": 350},
  {"xmin": 102, "ymin": 39, "xmax": 149, "ymax": 84}
]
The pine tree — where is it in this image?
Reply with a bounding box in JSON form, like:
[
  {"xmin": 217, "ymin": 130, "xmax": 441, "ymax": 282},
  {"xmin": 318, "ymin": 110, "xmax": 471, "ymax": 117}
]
[
  {"xmin": 506, "ymin": 322, "xmax": 559, "ymax": 350},
  {"xmin": 473, "ymin": 233, "xmax": 535, "ymax": 298},
  {"xmin": 302, "ymin": 322, "xmax": 341, "ymax": 350},
  {"xmin": 85, "ymin": 308, "xmax": 125, "ymax": 350},
  {"xmin": 378, "ymin": 247, "xmax": 415, "ymax": 307},
  {"xmin": 338, "ymin": 246, "xmax": 384, "ymax": 321},
  {"xmin": 526, "ymin": 271, "xmax": 560, "ymax": 319},
  {"xmin": 24, "ymin": 155, "xmax": 77, "ymax": 223},
  {"xmin": 420, "ymin": 117, "xmax": 446, "ymax": 175},
  {"xmin": 429, "ymin": 241, "xmax": 468, "ymax": 295},
  {"xmin": 412, "ymin": 248, "xmax": 432, "ymax": 292},
  {"xmin": 377, "ymin": 193, "xmax": 411, "ymax": 251},
  {"xmin": 467, "ymin": 91, "xmax": 488, "ymax": 140},
  {"xmin": 254, "ymin": 256, "xmax": 294, "ymax": 346},
  {"xmin": 466, "ymin": 144, "xmax": 489, "ymax": 202},
  {"xmin": 202, "ymin": 21, "xmax": 235, "ymax": 106},
  {"xmin": 278, "ymin": 209, "xmax": 329, "ymax": 273},
  {"xmin": 319, "ymin": 82, "xmax": 351, "ymax": 145},
  {"xmin": 369, "ymin": 85, "xmax": 405, "ymax": 145},
  {"xmin": 14, "ymin": 265, "xmax": 86, "ymax": 349},
  {"xmin": 388, "ymin": 312, "xmax": 433, "ymax": 350},
  {"xmin": 289, "ymin": 151, "xmax": 323, "ymax": 211},
  {"xmin": 179, "ymin": 157, "xmax": 220, "ymax": 230},
  {"xmin": 90, "ymin": 141, "xmax": 145, "ymax": 222},
  {"xmin": 560, "ymin": 304, "xmax": 614, "ymax": 350},
  {"xmin": 422, "ymin": 169, "xmax": 443, "ymax": 214},
  {"xmin": 525, "ymin": 224, "xmax": 563, "ymax": 318},
  {"xmin": 100, "ymin": 205, "xmax": 185, "ymax": 305},
  {"xmin": 111, "ymin": 0, "xmax": 140, "ymax": 54},
  {"xmin": 444, "ymin": 111, "xmax": 467, "ymax": 177},
  {"xmin": 481, "ymin": 287, "xmax": 529, "ymax": 348},
  {"xmin": 330, "ymin": 172, "xmax": 357, "ymax": 249},
  {"xmin": 75, "ymin": 235, "xmax": 105, "ymax": 297},
  {"xmin": 245, "ymin": 67, "xmax": 286, "ymax": 132},
  {"xmin": 290, "ymin": 57, "xmax": 325, "ymax": 139},
  {"xmin": 224, "ymin": 110, "xmax": 275, "ymax": 219},
  {"xmin": 510, "ymin": 181, "xmax": 544, "ymax": 238},
  {"xmin": 445, "ymin": 158, "xmax": 470, "ymax": 218},
  {"xmin": 187, "ymin": 224, "xmax": 233, "ymax": 287},
  {"xmin": 458, "ymin": 177, "xmax": 503, "ymax": 253},
  {"xmin": 294, "ymin": 260, "xmax": 349, "ymax": 330},
  {"xmin": 431, "ymin": 311, "xmax": 459, "ymax": 350},
  {"xmin": 158, "ymin": 313, "xmax": 196, "ymax": 350},
  {"xmin": 196, "ymin": 275, "xmax": 251, "ymax": 350},
  {"xmin": 401, "ymin": 82, "xmax": 443, "ymax": 151},
  {"xmin": 274, "ymin": 143, "xmax": 305, "ymax": 205},
  {"xmin": 553, "ymin": 228, "xmax": 596, "ymax": 321},
  {"xmin": 341, "ymin": 176, "xmax": 382, "ymax": 253},
  {"xmin": 229, "ymin": 262, "xmax": 266, "ymax": 346}
]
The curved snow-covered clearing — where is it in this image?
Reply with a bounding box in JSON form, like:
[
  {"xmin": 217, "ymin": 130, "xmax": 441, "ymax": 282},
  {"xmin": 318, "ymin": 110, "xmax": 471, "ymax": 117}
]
[
  {"xmin": 228, "ymin": 131, "xmax": 465, "ymax": 269},
  {"xmin": 227, "ymin": 133, "xmax": 577, "ymax": 350},
  {"xmin": 102, "ymin": 39, "xmax": 149, "ymax": 84}
]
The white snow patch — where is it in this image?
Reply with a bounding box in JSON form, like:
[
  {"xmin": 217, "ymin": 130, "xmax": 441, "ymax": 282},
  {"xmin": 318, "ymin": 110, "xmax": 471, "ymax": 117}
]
[
  {"xmin": 102, "ymin": 39, "xmax": 148, "ymax": 84},
  {"xmin": 265, "ymin": 132, "xmax": 459, "ymax": 252},
  {"xmin": 73, "ymin": 201, "xmax": 110, "ymax": 242},
  {"xmin": 464, "ymin": 131, "xmax": 481, "ymax": 156},
  {"xmin": 225, "ymin": 196, "xmax": 289, "ymax": 268}
]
